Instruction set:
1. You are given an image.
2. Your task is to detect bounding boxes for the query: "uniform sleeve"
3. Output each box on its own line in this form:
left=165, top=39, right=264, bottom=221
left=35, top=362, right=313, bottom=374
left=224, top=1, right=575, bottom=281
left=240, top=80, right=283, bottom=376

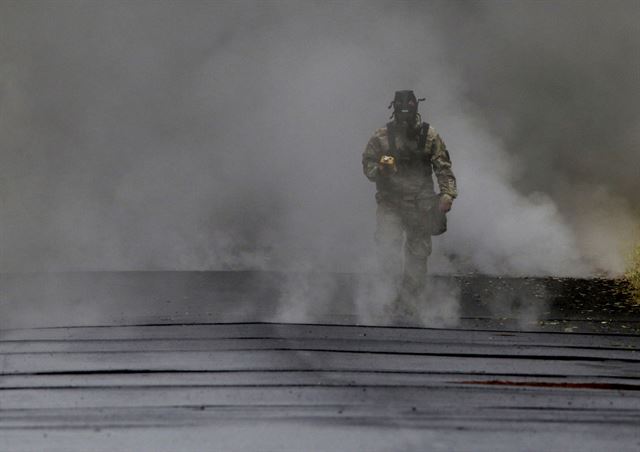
left=430, top=131, right=458, bottom=199
left=362, top=132, right=383, bottom=182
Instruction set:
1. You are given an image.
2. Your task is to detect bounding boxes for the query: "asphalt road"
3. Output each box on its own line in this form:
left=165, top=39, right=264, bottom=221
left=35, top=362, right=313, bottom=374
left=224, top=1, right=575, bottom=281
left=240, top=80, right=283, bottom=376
left=1, top=272, right=639, bottom=451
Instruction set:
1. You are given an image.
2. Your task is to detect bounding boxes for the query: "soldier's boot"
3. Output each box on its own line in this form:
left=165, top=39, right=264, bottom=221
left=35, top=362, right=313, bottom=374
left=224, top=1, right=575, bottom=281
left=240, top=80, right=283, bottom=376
left=384, top=293, right=421, bottom=326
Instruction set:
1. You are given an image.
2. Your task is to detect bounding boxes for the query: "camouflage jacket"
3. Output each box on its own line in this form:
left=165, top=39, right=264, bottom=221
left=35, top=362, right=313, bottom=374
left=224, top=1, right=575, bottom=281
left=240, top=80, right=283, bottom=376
left=362, top=121, right=457, bottom=201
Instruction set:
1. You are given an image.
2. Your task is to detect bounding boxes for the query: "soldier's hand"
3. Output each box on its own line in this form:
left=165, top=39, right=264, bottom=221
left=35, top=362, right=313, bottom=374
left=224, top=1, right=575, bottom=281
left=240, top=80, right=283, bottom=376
left=439, top=194, right=453, bottom=213
left=378, top=155, right=397, bottom=176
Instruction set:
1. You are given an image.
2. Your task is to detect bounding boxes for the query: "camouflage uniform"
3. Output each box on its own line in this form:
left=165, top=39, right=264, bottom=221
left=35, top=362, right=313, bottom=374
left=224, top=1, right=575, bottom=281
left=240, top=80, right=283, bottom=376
left=362, top=120, right=457, bottom=304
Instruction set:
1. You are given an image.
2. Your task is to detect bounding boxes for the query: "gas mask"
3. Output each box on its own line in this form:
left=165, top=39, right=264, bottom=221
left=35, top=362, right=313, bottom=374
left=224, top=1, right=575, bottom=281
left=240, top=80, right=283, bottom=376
left=390, top=90, right=422, bottom=126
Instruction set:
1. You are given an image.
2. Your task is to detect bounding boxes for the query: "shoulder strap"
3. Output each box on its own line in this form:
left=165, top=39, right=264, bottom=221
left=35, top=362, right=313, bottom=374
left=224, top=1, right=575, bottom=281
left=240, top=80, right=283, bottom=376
left=386, top=121, right=396, bottom=154
left=417, top=122, right=430, bottom=151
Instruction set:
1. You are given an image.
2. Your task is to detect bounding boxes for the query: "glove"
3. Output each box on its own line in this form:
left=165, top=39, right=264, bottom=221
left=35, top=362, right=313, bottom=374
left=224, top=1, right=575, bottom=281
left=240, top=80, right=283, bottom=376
left=438, top=194, right=453, bottom=213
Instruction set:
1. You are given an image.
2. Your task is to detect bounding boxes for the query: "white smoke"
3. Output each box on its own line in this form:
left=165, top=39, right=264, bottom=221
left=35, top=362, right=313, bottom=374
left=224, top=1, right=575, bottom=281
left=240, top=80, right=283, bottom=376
left=1, top=1, right=637, bottom=278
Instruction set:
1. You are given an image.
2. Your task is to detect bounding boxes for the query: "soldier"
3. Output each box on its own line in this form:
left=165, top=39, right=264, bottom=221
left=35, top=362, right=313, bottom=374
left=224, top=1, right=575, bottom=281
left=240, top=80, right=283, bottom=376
left=362, top=90, right=457, bottom=316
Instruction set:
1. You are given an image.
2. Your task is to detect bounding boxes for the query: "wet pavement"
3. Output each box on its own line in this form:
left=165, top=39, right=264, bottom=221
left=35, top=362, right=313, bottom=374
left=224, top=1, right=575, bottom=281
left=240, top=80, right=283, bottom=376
left=1, top=271, right=639, bottom=451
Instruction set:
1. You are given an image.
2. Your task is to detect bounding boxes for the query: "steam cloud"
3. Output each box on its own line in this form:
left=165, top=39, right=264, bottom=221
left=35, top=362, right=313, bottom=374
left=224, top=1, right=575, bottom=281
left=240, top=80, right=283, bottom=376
left=2, top=1, right=638, bottom=277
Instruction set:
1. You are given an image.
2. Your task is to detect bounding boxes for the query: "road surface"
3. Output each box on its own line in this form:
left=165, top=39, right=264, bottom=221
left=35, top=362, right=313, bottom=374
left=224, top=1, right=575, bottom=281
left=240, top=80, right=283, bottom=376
left=1, top=272, right=639, bottom=451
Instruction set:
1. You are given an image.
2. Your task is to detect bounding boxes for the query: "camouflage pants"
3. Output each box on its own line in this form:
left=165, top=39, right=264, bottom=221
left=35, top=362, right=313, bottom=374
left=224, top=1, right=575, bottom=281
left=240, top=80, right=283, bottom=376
left=375, top=196, right=433, bottom=300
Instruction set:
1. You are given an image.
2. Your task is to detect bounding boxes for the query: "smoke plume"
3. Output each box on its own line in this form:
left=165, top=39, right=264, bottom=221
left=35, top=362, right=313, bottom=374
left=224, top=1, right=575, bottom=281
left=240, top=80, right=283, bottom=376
left=1, top=1, right=638, bottom=277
